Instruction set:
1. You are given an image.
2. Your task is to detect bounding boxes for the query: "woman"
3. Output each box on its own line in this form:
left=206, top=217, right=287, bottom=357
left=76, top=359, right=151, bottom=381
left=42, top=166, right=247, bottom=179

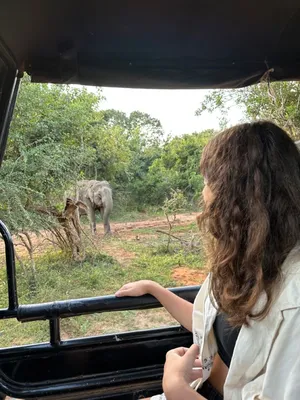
left=116, top=121, right=300, bottom=399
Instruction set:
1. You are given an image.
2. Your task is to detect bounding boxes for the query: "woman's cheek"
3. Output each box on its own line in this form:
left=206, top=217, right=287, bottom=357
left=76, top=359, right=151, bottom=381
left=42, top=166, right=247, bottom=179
left=203, top=185, right=214, bottom=205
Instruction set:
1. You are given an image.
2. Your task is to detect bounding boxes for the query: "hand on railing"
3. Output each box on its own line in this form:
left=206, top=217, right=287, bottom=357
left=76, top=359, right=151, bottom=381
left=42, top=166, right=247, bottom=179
left=115, top=280, right=157, bottom=297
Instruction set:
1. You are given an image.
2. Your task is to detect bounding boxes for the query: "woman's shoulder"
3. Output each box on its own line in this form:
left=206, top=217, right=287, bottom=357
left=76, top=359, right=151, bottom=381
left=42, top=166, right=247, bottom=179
left=275, top=245, right=300, bottom=311
left=282, top=243, right=300, bottom=274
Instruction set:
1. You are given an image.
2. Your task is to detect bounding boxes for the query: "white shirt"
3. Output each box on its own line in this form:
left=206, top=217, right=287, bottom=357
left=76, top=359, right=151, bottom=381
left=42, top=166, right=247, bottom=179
left=152, top=244, right=300, bottom=400
left=192, top=244, right=300, bottom=399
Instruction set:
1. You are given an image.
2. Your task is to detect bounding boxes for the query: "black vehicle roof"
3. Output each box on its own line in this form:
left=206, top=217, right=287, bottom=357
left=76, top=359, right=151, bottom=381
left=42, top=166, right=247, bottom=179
left=1, top=0, right=300, bottom=89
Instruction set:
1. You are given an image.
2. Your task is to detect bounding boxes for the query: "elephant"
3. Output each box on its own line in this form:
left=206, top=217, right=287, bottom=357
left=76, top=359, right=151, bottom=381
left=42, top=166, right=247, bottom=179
left=76, top=180, right=113, bottom=235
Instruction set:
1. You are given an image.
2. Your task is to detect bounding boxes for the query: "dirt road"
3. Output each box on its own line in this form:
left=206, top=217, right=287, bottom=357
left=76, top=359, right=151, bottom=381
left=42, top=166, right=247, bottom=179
left=0, top=212, right=199, bottom=259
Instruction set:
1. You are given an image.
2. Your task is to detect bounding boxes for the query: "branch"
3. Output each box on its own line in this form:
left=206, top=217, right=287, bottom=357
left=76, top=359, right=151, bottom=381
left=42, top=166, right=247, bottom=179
left=14, top=250, right=27, bottom=275
left=17, top=233, right=31, bottom=253
left=22, top=231, right=33, bottom=251
left=35, top=206, right=60, bottom=217
left=156, top=229, right=185, bottom=243
left=41, top=235, right=60, bottom=247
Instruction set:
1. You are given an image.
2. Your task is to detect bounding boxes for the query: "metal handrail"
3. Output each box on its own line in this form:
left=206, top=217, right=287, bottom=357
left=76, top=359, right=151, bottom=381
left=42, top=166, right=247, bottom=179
left=16, top=286, right=199, bottom=322
left=0, top=220, right=18, bottom=312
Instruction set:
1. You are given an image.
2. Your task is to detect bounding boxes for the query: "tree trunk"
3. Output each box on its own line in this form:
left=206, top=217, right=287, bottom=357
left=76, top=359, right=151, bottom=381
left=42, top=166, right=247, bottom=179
left=37, top=199, right=87, bottom=261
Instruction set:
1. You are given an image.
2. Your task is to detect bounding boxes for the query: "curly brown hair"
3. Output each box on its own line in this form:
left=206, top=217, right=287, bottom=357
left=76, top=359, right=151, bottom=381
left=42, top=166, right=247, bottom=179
left=198, top=121, right=300, bottom=326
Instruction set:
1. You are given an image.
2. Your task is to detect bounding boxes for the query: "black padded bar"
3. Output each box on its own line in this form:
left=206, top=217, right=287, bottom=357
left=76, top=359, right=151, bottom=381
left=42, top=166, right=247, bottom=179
left=49, top=317, right=61, bottom=346
left=17, top=286, right=200, bottom=322
left=0, top=74, right=20, bottom=166
left=0, top=220, right=18, bottom=311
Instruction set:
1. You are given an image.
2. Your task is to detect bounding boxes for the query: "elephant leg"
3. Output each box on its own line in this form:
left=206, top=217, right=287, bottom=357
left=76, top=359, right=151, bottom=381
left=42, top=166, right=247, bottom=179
left=88, top=206, right=96, bottom=234
left=103, top=207, right=111, bottom=235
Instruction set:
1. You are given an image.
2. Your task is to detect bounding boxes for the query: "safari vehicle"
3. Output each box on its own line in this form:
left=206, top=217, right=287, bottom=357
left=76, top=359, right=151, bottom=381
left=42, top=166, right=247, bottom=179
left=0, top=1, right=300, bottom=399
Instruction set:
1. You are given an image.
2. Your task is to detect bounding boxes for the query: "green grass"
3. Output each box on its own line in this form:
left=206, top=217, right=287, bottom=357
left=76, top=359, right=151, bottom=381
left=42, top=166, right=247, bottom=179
left=110, top=208, right=164, bottom=223
left=0, top=215, right=205, bottom=348
left=170, top=222, right=197, bottom=233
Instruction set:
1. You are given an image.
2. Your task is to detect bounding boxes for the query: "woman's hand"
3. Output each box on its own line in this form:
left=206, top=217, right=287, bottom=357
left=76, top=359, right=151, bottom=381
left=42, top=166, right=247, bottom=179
left=164, top=344, right=202, bottom=385
left=163, top=344, right=203, bottom=400
left=115, top=280, right=157, bottom=297
left=115, top=280, right=194, bottom=332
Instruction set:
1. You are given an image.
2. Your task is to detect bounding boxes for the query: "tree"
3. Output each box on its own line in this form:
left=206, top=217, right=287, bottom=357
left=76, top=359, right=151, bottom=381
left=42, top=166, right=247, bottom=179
left=133, top=131, right=213, bottom=206
left=127, top=111, right=164, bottom=148
left=93, top=110, right=166, bottom=210
left=196, top=81, right=300, bottom=139
left=1, top=76, right=170, bottom=239
left=98, top=109, right=128, bottom=130
left=6, top=75, right=103, bottom=159
left=86, top=109, right=165, bottom=186
left=1, top=76, right=104, bottom=251
left=1, top=71, right=213, bottom=253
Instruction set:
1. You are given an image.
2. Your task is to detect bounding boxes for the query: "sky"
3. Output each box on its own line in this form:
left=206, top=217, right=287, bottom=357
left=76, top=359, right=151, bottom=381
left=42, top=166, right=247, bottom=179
left=98, top=87, right=245, bottom=137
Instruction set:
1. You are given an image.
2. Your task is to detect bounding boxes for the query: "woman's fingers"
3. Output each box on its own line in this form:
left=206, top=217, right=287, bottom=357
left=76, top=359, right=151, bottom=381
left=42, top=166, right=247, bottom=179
left=115, top=284, right=133, bottom=296
left=190, top=368, right=203, bottom=381
left=184, top=344, right=200, bottom=363
left=166, top=347, right=188, bottom=358
left=167, top=344, right=200, bottom=361
left=166, top=344, right=201, bottom=370
left=193, top=359, right=202, bottom=368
